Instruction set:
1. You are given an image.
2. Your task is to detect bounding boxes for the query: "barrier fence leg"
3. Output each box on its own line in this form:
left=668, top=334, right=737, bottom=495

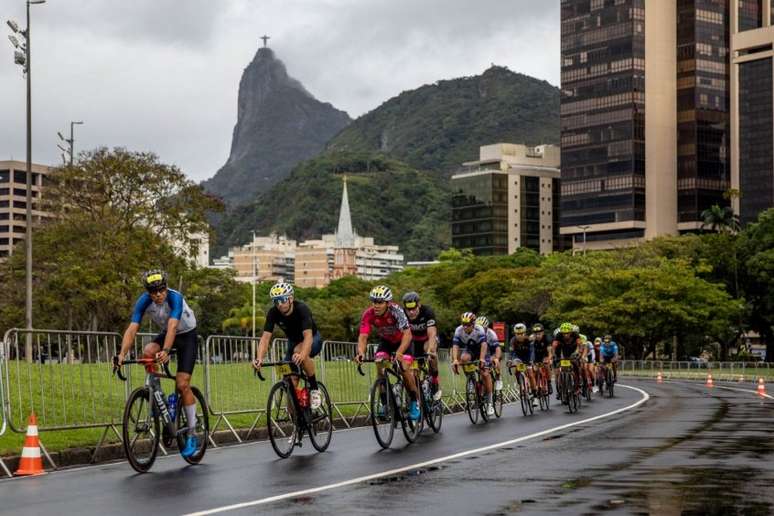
left=38, top=440, right=57, bottom=470
left=0, top=457, right=11, bottom=478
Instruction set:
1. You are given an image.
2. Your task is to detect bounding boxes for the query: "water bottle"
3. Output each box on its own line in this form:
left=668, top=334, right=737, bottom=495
left=167, top=393, right=178, bottom=421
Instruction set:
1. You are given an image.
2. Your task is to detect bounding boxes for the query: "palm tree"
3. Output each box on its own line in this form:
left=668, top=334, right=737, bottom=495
left=701, top=204, right=740, bottom=234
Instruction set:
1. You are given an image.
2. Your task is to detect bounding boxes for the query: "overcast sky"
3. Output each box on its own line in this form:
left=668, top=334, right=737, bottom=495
left=1, top=0, right=560, bottom=182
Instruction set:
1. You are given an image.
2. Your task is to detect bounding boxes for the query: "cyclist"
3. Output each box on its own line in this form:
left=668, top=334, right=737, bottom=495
left=117, top=270, right=199, bottom=458
left=476, top=316, right=503, bottom=393
left=355, top=285, right=420, bottom=421
left=402, top=291, right=441, bottom=400
left=509, top=323, right=538, bottom=407
left=580, top=334, right=597, bottom=394
left=532, top=323, right=553, bottom=394
left=451, top=312, right=494, bottom=417
left=549, top=322, right=586, bottom=402
left=600, top=334, right=620, bottom=382
left=252, top=282, right=323, bottom=410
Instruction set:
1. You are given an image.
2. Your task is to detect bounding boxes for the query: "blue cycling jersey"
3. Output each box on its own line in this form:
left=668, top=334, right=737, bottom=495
left=130, top=288, right=196, bottom=334
left=600, top=341, right=618, bottom=357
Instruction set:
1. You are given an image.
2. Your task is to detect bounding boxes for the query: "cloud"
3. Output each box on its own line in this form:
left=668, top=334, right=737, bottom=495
left=0, top=0, right=559, bottom=182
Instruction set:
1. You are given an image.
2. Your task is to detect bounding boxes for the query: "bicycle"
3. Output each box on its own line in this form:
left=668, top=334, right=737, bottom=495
left=602, top=361, right=616, bottom=398
left=458, top=360, right=490, bottom=425
left=534, top=362, right=551, bottom=411
left=556, top=358, right=581, bottom=414
left=358, top=354, right=423, bottom=449
left=415, top=356, right=443, bottom=433
left=507, top=360, right=534, bottom=417
left=112, top=351, right=209, bottom=473
left=490, top=362, right=504, bottom=418
left=255, top=361, right=333, bottom=458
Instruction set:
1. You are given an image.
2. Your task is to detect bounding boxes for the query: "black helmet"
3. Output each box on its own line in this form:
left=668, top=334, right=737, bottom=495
left=142, top=270, right=168, bottom=292
left=402, top=291, right=420, bottom=309
left=532, top=323, right=544, bottom=333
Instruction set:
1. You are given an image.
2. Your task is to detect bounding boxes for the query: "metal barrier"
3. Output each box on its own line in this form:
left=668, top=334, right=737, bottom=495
left=0, top=333, right=9, bottom=477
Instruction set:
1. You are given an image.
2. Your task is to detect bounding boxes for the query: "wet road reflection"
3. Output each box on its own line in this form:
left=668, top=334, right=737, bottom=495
left=260, top=381, right=773, bottom=516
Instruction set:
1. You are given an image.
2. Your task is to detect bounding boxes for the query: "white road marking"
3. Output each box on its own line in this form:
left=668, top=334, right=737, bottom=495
left=184, top=384, right=651, bottom=516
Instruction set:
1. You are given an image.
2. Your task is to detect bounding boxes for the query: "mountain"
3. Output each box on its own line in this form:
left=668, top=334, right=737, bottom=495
left=326, top=65, right=560, bottom=172
left=212, top=65, right=560, bottom=260
left=202, top=47, right=351, bottom=205
left=214, top=152, right=451, bottom=261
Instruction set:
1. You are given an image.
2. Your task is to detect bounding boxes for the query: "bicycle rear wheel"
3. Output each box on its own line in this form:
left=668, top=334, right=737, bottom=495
left=267, top=381, right=297, bottom=458
left=370, top=377, right=394, bottom=449
left=607, top=368, right=615, bottom=398
left=465, top=376, right=479, bottom=424
left=309, top=382, right=333, bottom=452
left=175, top=386, right=209, bottom=465
left=423, top=377, right=443, bottom=433
left=122, top=387, right=159, bottom=473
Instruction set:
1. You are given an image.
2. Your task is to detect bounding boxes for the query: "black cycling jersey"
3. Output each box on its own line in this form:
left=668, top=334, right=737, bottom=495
left=404, top=304, right=436, bottom=342
left=553, top=332, right=581, bottom=359
left=533, top=333, right=551, bottom=362
left=263, top=301, right=318, bottom=344
left=509, top=335, right=532, bottom=363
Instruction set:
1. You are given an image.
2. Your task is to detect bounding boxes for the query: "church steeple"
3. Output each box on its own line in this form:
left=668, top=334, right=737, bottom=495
left=335, top=176, right=356, bottom=247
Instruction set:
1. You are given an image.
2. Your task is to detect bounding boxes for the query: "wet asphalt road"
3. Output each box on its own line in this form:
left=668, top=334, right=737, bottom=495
left=0, top=380, right=771, bottom=515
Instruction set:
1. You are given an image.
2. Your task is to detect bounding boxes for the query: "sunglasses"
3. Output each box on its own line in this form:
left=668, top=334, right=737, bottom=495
left=272, top=296, right=291, bottom=305
left=147, top=287, right=166, bottom=296
left=371, top=299, right=387, bottom=305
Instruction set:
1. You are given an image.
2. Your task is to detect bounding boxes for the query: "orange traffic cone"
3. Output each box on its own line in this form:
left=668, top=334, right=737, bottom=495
left=706, top=373, right=714, bottom=388
left=656, top=371, right=663, bottom=384
left=757, top=378, right=766, bottom=397
left=15, top=412, right=46, bottom=476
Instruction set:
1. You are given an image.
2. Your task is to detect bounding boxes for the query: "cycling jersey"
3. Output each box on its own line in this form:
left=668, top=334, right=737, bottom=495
left=452, top=324, right=487, bottom=357
left=405, top=304, right=436, bottom=343
left=600, top=341, right=619, bottom=357
left=532, top=333, right=551, bottom=362
left=509, top=335, right=532, bottom=363
left=131, top=288, right=196, bottom=334
left=485, top=328, right=501, bottom=355
left=264, top=301, right=318, bottom=344
left=360, top=303, right=410, bottom=350
left=553, top=332, right=581, bottom=359
left=586, top=341, right=595, bottom=363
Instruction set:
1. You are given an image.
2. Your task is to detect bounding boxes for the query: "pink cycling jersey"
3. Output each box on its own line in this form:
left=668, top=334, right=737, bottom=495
left=359, top=303, right=410, bottom=345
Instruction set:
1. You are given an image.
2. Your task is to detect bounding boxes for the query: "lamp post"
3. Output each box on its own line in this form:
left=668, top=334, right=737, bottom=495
left=57, top=121, right=84, bottom=166
left=7, top=0, right=46, bottom=361
left=578, top=225, right=591, bottom=255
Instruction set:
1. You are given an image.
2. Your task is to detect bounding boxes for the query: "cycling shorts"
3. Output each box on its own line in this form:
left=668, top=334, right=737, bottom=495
left=412, top=339, right=432, bottom=358
left=376, top=338, right=414, bottom=357
left=284, top=332, right=323, bottom=362
left=460, top=349, right=492, bottom=368
left=153, top=328, right=197, bottom=375
left=601, top=354, right=616, bottom=364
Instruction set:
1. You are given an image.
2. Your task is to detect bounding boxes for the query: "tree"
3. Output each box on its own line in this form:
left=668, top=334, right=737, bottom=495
left=738, top=208, right=774, bottom=361
left=701, top=204, right=740, bottom=234
left=0, top=148, right=224, bottom=335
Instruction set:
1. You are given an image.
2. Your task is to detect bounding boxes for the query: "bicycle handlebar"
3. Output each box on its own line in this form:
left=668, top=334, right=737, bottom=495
left=252, top=360, right=298, bottom=382
left=112, top=351, right=176, bottom=381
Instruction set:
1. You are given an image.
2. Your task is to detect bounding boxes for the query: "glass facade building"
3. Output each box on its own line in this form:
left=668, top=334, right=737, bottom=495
left=676, top=0, right=730, bottom=225
left=560, top=0, right=646, bottom=240
left=738, top=58, right=773, bottom=224
left=731, top=0, right=774, bottom=225
left=451, top=173, right=509, bottom=255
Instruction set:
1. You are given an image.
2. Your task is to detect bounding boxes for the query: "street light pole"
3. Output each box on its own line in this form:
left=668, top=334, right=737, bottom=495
left=578, top=225, right=591, bottom=255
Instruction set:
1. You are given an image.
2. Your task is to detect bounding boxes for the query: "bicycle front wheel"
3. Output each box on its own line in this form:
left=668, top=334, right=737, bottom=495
left=518, top=375, right=530, bottom=416
left=465, top=376, right=479, bottom=424
left=370, top=377, right=394, bottom=449
left=267, top=381, right=297, bottom=458
left=309, top=382, right=333, bottom=452
left=122, top=387, right=159, bottom=473
left=493, top=375, right=504, bottom=418
left=176, top=386, right=209, bottom=465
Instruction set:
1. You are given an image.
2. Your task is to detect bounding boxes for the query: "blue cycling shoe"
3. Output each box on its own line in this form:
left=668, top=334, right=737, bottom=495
left=408, top=400, right=420, bottom=421
left=181, top=435, right=199, bottom=458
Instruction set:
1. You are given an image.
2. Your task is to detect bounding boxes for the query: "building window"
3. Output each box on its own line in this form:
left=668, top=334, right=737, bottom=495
left=739, top=0, right=762, bottom=31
